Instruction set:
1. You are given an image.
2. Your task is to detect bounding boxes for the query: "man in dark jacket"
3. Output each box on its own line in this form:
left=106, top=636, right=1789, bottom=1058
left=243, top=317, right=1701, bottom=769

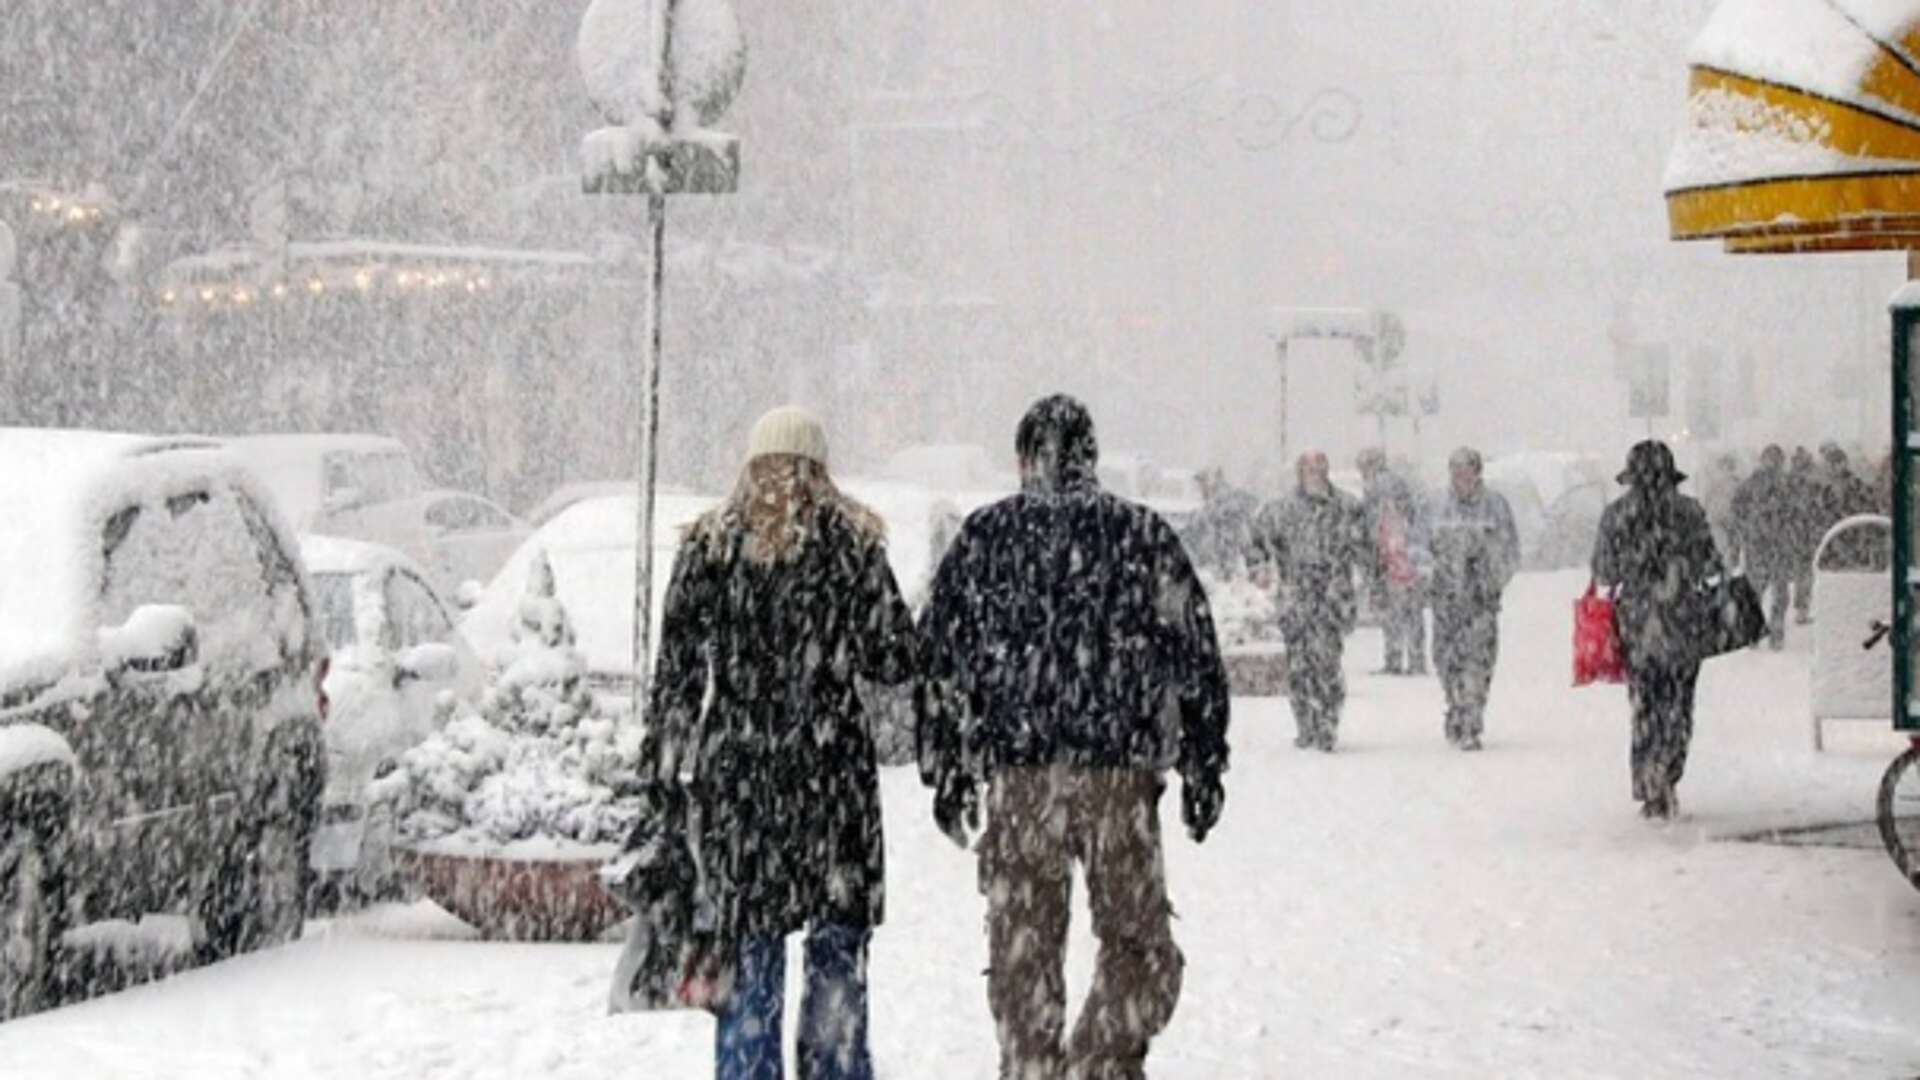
left=1591, top=440, right=1722, bottom=820
left=1729, top=444, right=1798, bottom=648
left=1357, top=447, right=1430, bottom=675
left=1427, top=447, right=1520, bottom=750
left=1253, top=450, right=1371, bottom=751
left=917, top=394, right=1230, bottom=1080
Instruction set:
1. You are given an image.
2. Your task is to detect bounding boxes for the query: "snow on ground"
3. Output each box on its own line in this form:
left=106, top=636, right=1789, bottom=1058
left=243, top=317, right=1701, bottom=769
left=3, top=570, right=1919, bottom=1077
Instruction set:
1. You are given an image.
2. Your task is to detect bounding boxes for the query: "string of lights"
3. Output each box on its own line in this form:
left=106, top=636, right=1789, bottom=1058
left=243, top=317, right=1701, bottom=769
left=155, top=266, right=497, bottom=309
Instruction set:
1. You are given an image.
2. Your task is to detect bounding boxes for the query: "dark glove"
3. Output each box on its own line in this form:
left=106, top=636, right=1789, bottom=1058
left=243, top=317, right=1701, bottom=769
left=932, top=771, right=981, bottom=851
left=1181, top=773, right=1224, bottom=844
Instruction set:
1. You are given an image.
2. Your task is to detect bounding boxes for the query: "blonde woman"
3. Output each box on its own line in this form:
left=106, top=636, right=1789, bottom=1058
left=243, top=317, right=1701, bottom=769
left=642, top=405, right=917, bottom=1079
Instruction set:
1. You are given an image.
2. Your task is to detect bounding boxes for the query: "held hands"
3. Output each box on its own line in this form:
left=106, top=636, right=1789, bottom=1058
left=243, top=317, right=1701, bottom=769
left=933, top=770, right=981, bottom=851
left=1181, top=772, right=1224, bottom=844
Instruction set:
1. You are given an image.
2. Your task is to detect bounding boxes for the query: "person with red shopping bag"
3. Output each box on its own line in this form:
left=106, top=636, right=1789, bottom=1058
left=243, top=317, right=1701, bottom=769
left=1590, top=440, right=1724, bottom=821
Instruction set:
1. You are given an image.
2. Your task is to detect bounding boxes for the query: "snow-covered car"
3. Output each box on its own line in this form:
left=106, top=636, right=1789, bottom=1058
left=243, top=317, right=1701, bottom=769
left=223, top=432, right=426, bottom=530
left=0, top=430, right=327, bottom=1020
left=326, top=489, right=531, bottom=594
left=300, top=537, right=483, bottom=894
left=460, top=492, right=720, bottom=683
left=223, top=434, right=527, bottom=593
left=523, top=480, right=698, bottom=530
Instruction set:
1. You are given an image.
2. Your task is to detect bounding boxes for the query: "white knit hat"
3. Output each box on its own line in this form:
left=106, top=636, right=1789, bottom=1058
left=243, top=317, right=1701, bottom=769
left=745, top=405, right=829, bottom=467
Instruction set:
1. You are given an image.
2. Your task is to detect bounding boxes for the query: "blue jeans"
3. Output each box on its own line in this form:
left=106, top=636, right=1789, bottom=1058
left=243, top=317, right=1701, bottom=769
left=714, top=923, right=873, bottom=1080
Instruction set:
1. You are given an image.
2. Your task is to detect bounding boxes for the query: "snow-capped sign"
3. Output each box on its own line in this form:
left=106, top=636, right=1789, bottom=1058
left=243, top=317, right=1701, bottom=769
left=578, top=0, right=746, bottom=128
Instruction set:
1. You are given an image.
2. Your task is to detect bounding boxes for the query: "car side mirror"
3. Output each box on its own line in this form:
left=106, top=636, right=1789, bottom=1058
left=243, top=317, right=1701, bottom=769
left=100, top=604, right=199, bottom=674
left=454, top=580, right=485, bottom=611
left=396, top=642, right=458, bottom=684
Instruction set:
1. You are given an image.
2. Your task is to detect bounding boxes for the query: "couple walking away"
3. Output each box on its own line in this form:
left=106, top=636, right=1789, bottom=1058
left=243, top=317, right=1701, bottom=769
left=633, top=396, right=1232, bottom=1080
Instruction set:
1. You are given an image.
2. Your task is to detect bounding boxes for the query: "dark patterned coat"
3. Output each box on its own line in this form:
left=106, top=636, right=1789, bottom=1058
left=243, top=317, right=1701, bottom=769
left=1591, top=486, right=1721, bottom=668
left=916, top=424, right=1230, bottom=789
left=642, top=496, right=917, bottom=936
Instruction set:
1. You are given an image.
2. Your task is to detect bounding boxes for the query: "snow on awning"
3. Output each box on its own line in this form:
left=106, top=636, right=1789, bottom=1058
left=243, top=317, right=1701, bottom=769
left=1665, top=0, right=1920, bottom=253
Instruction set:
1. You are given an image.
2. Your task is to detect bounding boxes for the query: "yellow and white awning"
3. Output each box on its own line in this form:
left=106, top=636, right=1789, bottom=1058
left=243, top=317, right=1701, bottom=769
left=1666, top=0, right=1920, bottom=253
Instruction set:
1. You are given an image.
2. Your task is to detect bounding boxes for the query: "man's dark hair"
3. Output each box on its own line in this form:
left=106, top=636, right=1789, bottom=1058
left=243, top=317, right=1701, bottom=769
left=1015, top=394, right=1099, bottom=475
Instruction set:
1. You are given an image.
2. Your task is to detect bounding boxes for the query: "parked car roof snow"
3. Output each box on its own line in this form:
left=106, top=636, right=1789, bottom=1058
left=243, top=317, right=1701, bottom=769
left=0, top=429, right=295, bottom=682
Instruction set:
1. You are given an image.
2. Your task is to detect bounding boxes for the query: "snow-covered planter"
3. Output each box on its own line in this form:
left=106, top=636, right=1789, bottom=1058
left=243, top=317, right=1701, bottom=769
left=370, top=555, right=644, bottom=939
left=1202, top=572, right=1289, bottom=697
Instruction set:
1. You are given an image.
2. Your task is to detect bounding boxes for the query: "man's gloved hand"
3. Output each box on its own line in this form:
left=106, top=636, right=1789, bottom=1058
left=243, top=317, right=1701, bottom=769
left=1181, top=773, right=1224, bottom=844
left=933, top=770, right=981, bottom=851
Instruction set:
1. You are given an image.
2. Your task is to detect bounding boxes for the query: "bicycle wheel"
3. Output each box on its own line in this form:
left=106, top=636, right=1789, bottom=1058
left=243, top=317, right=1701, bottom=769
left=1875, top=747, right=1920, bottom=889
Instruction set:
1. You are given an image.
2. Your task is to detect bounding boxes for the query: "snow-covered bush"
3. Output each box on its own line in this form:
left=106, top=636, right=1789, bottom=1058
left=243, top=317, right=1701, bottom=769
left=369, top=552, right=645, bottom=852
left=1201, top=570, right=1279, bottom=649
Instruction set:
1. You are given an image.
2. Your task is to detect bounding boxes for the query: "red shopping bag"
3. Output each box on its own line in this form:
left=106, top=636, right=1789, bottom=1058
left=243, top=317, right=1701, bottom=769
left=1377, top=510, right=1417, bottom=588
left=1573, top=581, right=1626, bottom=686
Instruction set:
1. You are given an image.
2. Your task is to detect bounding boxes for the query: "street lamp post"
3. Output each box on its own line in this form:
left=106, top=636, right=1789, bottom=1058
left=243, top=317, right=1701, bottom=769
left=0, top=221, right=17, bottom=370
left=577, top=0, right=743, bottom=723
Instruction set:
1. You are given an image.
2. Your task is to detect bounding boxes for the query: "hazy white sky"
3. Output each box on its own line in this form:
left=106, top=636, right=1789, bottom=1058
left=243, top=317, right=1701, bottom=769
left=880, top=1, right=1899, bottom=484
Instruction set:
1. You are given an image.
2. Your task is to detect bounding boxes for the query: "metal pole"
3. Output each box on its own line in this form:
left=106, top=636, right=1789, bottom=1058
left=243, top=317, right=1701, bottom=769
left=632, top=190, right=666, bottom=719
left=1277, top=340, right=1289, bottom=464
left=633, top=0, right=676, bottom=728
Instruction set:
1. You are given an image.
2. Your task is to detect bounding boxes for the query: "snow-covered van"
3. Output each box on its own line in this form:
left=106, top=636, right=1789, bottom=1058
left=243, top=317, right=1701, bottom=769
left=0, top=430, right=327, bottom=1020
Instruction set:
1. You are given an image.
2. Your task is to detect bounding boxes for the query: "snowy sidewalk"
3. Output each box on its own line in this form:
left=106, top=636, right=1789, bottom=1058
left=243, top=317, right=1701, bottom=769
left=1, top=571, right=1917, bottom=1077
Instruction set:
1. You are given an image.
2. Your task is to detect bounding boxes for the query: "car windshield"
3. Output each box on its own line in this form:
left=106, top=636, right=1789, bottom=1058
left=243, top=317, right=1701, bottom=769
left=309, top=571, right=358, bottom=648
left=341, top=451, right=421, bottom=506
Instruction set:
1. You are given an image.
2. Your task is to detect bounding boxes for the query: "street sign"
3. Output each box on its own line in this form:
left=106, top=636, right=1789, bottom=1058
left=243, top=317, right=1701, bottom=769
left=582, top=128, right=740, bottom=195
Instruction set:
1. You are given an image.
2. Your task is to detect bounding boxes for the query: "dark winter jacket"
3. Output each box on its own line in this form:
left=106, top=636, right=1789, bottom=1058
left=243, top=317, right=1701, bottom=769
left=1591, top=484, right=1722, bottom=668
left=1817, top=466, right=1880, bottom=567
left=1728, top=465, right=1799, bottom=575
left=916, top=407, right=1230, bottom=788
left=1428, top=482, right=1520, bottom=613
left=642, top=492, right=918, bottom=935
left=1252, top=485, right=1371, bottom=634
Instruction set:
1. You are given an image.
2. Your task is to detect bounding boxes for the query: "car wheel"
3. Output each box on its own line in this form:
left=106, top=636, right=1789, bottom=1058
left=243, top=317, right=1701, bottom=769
left=0, top=795, right=66, bottom=1022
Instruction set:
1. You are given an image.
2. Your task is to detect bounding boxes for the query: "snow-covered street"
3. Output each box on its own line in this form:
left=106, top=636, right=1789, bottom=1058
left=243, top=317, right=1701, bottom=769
left=1, top=570, right=1916, bottom=1078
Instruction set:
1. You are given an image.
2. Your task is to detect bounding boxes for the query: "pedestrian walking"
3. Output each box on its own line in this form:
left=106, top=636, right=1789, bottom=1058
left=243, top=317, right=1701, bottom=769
left=1426, top=447, right=1520, bottom=750
left=1183, top=466, right=1262, bottom=577
left=639, top=405, right=920, bottom=1079
left=1254, top=450, right=1371, bottom=751
left=917, top=394, right=1230, bottom=1080
left=1591, top=440, right=1723, bottom=820
left=1816, top=442, right=1880, bottom=569
left=1729, top=444, right=1798, bottom=649
left=1357, top=447, right=1430, bottom=676
left=1787, top=445, right=1820, bottom=625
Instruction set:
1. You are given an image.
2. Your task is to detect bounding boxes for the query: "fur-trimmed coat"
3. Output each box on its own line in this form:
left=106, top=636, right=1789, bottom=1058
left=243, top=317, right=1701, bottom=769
left=642, top=489, right=917, bottom=935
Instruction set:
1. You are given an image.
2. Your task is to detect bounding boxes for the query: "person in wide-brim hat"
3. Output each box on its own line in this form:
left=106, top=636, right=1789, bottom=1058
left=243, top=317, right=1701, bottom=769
left=1617, top=439, right=1687, bottom=487
left=1592, top=437, right=1722, bottom=822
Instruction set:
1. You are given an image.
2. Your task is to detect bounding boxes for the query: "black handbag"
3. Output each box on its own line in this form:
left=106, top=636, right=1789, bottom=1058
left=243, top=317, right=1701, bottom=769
left=1689, top=572, right=1769, bottom=660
